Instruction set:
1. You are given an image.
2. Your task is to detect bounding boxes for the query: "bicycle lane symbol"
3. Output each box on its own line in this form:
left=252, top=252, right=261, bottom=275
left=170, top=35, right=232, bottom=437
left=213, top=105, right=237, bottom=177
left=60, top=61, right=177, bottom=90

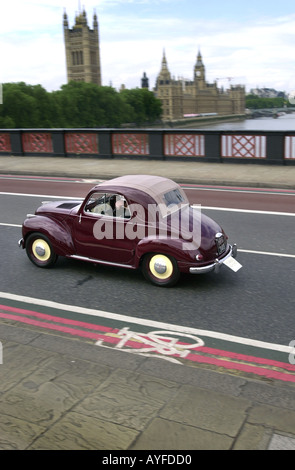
left=95, top=327, right=205, bottom=364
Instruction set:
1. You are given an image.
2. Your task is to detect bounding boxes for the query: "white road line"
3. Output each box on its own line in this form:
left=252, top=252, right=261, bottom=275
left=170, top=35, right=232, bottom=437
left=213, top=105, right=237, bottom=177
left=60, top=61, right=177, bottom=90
left=0, top=291, right=292, bottom=354
left=182, top=186, right=295, bottom=196
left=239, top=249, right=295, bottom=259
left=1, top=192, right=294, bottom=216
left=1, top=223, right=295, bottom=258
left=0, top=192, right=82, bottom=200
left=0, top=223, right=22, bottom=228
left=202, top=206, right=295, bottom=217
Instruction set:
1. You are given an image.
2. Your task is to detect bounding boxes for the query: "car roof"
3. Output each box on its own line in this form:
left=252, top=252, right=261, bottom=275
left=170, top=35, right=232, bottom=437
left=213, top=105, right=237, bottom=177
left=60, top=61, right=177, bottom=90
left=95, top=175, right=189, bottom=216
left=96, top=174, right=174, bottom=193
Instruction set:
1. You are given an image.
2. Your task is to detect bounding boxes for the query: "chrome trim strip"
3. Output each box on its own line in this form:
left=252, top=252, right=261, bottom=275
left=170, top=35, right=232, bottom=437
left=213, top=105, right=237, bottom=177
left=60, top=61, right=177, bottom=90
left=189, top=244, right=237, bottom=274
left=68, top=254, right=136, bottom=270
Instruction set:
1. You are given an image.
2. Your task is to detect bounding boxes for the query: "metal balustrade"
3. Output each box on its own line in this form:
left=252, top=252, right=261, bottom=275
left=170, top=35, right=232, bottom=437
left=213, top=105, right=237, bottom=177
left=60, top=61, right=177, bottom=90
left=0, top=128, right=294, bottom=164
left=164, top=134, right=205, bottom=157
left=112, top=133, right=149, bottom=155
left=22, top=132, right=53, bottom=154
left=221, top=134, right=266, bottom=159
left=285, top=136, right=295, bottom=159
left=0, top=132, right=11, bottom=153
left=65, top=132, right=99, bottom=154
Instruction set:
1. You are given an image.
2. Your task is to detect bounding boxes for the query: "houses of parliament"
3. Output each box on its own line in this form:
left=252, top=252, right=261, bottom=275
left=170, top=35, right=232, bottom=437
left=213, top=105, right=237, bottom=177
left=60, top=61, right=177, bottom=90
left=63, top=8, right=245, bottom=121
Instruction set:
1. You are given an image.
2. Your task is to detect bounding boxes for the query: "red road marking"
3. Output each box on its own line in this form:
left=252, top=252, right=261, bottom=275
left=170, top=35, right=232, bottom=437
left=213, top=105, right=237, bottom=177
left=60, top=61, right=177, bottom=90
left=0, top=304, right=115, bottom=333
left=1, top=304, right=294, bottom=383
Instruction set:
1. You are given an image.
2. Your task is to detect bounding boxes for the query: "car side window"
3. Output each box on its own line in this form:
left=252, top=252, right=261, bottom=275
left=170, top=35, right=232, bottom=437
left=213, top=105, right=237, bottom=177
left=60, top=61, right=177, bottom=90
left=84, top=192, right=131, bottom=219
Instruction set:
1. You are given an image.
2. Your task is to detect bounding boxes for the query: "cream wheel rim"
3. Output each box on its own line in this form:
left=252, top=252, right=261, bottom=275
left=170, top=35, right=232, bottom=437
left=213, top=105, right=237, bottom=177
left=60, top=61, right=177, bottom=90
left=32, top=239, right=51, bottom=262
left=149, top=255, right=173, bottom=280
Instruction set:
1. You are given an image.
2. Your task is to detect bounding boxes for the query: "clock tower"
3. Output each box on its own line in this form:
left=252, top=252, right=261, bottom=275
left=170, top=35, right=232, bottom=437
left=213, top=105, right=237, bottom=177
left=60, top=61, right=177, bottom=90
left=194, top=50, right=205, bottom=85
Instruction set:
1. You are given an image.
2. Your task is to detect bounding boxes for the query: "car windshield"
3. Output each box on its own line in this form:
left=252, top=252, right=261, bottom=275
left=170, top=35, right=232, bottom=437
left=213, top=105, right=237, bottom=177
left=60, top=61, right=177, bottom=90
left=163, top=188, right=186, bottom=207
left=158, top=187, right=189, bottom=218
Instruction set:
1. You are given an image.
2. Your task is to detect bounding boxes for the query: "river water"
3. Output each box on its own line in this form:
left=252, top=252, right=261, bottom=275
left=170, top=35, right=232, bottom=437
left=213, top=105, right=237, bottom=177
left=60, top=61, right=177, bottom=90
left=199, top=113, right=295, bottom=131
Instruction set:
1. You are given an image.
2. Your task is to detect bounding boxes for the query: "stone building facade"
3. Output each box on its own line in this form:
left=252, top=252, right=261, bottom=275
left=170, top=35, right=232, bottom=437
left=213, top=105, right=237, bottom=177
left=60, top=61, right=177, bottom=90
left=153, top=51, right=245, bottom=121
left=63, top=9, right=102, bottom=86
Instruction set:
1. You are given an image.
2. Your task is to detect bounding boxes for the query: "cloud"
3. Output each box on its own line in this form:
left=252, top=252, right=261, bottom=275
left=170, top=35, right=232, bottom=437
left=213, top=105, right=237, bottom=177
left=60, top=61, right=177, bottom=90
left=1, top=1, right=295, bottom=93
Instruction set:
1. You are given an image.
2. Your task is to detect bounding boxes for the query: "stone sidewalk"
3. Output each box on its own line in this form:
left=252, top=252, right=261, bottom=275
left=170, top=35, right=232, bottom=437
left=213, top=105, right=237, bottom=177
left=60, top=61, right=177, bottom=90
left=1, top=322, right=295, bottom=451
left=0, top=155, right=295, bottom=188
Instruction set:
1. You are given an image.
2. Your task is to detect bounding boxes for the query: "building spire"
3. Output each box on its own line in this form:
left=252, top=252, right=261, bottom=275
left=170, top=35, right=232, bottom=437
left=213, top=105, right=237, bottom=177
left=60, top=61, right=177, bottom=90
left=196, top=49, right=203, bottom=66
left=161, top=49, right=169, bottom=72
left=63, top=8, right=68, bottom=29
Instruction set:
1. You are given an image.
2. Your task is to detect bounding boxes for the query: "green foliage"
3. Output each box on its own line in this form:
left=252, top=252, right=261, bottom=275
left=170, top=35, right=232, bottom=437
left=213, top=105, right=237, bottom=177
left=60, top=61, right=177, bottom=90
left=245, top=94, right=287, bottom=109
left=120, top=88, right=162, bottom=125
left=0, top=82, right=58, bottom=128
left=0, top=81, right=162, bottom=128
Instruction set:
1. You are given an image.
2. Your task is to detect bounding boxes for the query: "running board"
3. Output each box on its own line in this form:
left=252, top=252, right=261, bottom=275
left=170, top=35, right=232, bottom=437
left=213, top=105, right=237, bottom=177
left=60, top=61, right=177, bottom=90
left=68, top=254, right=136, bottom=269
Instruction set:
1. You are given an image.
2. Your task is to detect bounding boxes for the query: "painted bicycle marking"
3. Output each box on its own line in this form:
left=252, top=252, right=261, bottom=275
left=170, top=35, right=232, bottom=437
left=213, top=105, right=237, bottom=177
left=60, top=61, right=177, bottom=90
left=1, top=295, right=295, bottom=382
left=95, top=327, right=205, bottom=364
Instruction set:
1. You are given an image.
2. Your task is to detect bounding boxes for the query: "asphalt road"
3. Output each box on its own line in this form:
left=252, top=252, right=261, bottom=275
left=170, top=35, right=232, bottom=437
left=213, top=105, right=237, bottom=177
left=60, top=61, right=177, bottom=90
left=1, top=178, right=295, bottom=347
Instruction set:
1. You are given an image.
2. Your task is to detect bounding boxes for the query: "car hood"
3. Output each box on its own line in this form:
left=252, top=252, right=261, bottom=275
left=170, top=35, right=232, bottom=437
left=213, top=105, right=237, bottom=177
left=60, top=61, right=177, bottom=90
left=35, top=200, right=82, bottom=216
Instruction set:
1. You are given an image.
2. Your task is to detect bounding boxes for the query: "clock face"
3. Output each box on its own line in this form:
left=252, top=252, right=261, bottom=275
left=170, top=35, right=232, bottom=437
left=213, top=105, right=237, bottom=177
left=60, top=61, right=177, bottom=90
left=196, top=71, right=201, bottom=77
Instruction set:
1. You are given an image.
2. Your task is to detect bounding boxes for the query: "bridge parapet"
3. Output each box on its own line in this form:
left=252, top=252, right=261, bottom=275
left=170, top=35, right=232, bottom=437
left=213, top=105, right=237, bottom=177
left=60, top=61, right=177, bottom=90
left=0, top=128, right=294, bottom=165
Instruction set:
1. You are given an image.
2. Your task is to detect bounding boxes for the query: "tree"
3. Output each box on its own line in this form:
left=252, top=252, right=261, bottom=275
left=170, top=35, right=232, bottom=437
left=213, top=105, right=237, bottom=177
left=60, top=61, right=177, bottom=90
left=120, top=88, right=162, bottom=125
left=0, top=81, right=162, bottom=128
left=0, top=82, right=58, bottom=128
left=52, top=82, right=134, bottom=127
left=246, top=94, right=286, bottom=109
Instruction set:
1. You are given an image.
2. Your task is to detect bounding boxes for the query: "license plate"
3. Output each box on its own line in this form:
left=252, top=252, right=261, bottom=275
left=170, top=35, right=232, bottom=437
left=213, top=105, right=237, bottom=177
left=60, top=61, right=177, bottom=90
left=217, top=241, right=226, bottom=255
left=223, top=256, right=242, bottom=272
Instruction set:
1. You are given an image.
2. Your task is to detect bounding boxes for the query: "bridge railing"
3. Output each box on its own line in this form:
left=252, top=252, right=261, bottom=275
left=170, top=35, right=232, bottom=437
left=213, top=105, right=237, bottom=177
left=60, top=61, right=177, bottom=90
left=0, top=128, right=294, bottom=164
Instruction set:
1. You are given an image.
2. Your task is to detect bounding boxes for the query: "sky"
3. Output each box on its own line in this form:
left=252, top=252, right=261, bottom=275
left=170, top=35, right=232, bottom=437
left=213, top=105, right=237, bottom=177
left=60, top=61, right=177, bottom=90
left=1, top=0, right=295, bottom=94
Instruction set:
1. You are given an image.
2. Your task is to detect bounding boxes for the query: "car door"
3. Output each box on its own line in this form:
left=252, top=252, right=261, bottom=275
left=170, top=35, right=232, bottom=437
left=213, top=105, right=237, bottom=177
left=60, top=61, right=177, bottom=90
left=73, top=191, right=135, bottom=265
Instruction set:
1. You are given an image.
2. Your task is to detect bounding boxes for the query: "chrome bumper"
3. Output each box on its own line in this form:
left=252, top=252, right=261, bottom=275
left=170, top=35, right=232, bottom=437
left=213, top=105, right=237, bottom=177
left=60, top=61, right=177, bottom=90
left=18, top=238, right=24, bottom=248
left=189, top=244, right=237, bottom=274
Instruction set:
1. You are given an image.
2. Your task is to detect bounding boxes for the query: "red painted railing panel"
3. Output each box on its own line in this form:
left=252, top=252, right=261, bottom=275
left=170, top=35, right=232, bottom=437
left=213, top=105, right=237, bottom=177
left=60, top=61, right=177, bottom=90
left=112, top=133, right=149, bottom=155
left=285, top=136, right=295, bottom=159
left=65, top=133, right=99, bottom=154
left=164, top=134, right=205, bottom=157
left=0, top=133, right=11, bottom=152
left=222, top=134, right=266, bottom=159
left=22, top=132, right=53, bottom=153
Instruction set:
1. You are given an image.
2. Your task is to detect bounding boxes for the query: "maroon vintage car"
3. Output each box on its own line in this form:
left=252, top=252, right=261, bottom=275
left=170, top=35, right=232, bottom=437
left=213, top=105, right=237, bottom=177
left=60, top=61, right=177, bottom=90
left=18, top=175, right=241, bottom=286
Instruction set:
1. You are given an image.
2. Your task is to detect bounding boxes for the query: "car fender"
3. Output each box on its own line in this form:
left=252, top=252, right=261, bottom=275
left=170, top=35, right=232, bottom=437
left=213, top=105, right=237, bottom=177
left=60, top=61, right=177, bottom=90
left=135, top=236, right=196, bottom=267
left=22, top=215, right=75, bottom=256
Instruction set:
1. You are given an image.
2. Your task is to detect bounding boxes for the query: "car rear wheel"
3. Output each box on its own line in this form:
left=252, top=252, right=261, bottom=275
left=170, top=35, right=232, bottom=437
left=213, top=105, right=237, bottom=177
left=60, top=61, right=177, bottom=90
left=142, top=253, right=180, bottom=287
left=26, top=233, right=58, bottom=268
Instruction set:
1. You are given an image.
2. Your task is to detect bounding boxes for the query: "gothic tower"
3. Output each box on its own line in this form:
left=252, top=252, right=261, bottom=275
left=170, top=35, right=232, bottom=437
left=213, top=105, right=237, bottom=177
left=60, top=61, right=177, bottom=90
left=194, top=50, right=206, bottom=87
left=154, top=51, right=183, bottom=120
left=63, top=8, right=102, bottom=86
left=141, top=72, right=149, bottom=89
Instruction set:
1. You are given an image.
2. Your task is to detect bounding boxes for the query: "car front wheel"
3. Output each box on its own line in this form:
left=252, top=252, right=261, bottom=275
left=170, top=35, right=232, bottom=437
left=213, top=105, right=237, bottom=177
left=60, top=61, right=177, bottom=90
left=142, top=253, right=180, bottom=287
left=26, top=233, right=58, bottom=268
